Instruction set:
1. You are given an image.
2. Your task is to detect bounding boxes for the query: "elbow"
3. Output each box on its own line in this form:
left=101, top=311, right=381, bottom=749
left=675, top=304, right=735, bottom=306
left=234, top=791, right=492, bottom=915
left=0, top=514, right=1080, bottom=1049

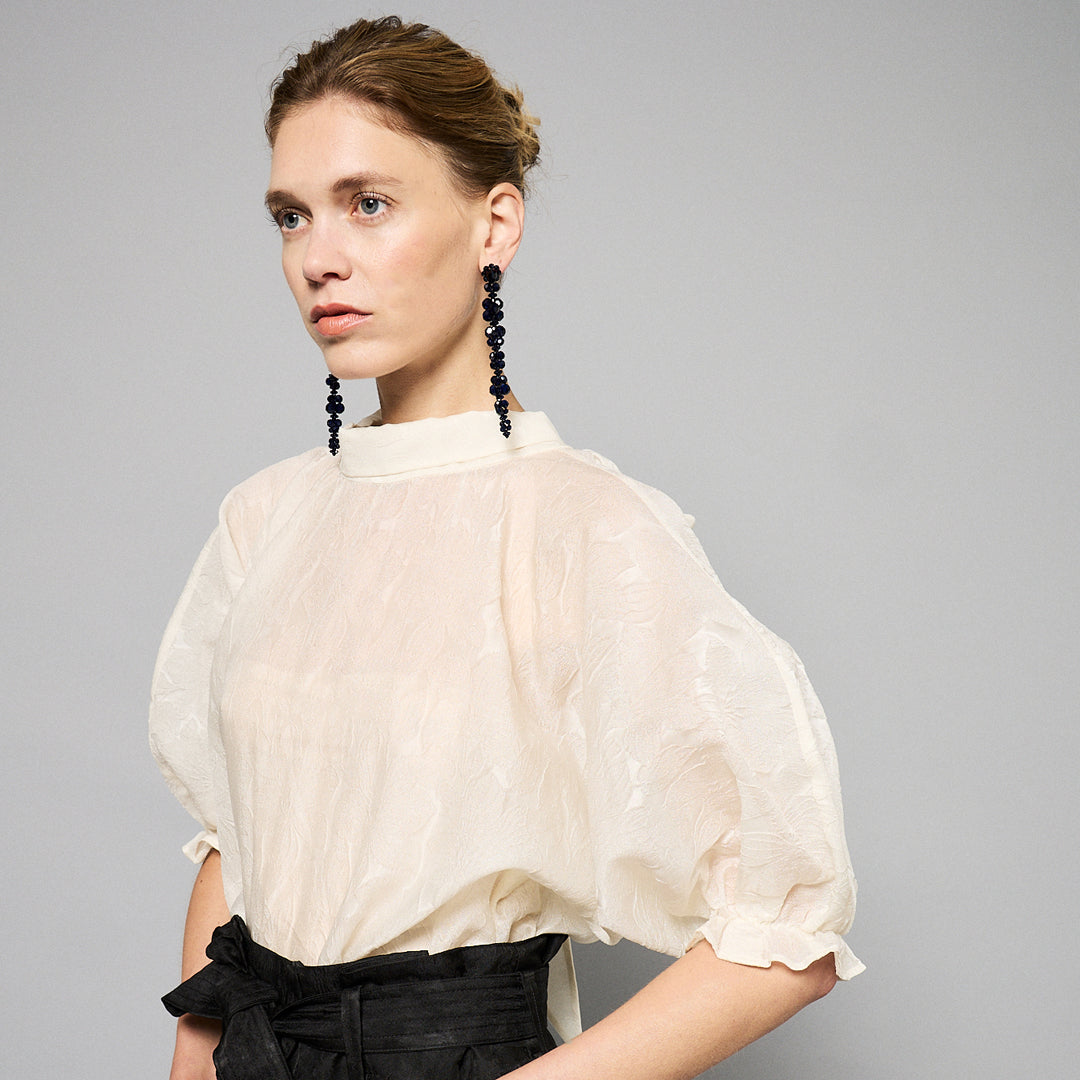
left=800, top=953, right=839, bottom=1002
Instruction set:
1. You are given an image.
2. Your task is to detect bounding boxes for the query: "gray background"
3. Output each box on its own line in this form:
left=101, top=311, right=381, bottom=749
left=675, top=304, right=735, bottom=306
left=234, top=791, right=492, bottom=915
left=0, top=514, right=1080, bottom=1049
left=2, top=1, right=1076, bottom=1077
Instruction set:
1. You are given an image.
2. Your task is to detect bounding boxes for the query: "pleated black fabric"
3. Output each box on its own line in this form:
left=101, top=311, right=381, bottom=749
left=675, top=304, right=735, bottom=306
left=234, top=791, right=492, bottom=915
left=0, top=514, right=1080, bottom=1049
left=162, top=916, right=565, bottom=1079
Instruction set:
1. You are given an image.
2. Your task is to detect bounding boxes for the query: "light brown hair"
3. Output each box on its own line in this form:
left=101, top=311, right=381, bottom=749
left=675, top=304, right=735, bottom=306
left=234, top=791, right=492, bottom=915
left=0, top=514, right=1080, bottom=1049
left=266, top=15, right=541, bottom=200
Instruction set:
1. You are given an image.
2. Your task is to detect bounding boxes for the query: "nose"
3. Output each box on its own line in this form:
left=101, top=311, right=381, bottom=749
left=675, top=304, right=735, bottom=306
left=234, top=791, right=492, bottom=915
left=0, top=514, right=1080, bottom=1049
left=301, top=220, right=351, bottom=284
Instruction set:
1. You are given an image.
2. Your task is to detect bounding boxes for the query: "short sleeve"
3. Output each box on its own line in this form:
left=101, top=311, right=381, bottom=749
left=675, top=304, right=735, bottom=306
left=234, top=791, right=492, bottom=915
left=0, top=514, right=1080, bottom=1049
left=148, top=513, right=242, bottom=863
left=577, top=475, right=864, bottom=979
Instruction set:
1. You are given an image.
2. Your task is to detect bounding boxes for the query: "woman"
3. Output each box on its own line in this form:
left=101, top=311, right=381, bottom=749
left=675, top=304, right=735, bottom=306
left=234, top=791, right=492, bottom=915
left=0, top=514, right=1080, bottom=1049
left=150, top=16, right=863, bottom=1080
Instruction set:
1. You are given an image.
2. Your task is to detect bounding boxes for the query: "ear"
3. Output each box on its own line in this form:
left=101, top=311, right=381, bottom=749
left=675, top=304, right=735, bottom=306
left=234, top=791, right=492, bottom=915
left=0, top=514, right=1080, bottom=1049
left=478, top=182, right=525, bottom=273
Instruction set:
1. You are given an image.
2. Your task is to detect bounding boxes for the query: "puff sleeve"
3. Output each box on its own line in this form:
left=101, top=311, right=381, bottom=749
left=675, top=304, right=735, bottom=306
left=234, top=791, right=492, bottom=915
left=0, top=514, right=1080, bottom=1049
left=148, top=505, right=244, bottom=864
left=575, top=468, right=863, bottom=979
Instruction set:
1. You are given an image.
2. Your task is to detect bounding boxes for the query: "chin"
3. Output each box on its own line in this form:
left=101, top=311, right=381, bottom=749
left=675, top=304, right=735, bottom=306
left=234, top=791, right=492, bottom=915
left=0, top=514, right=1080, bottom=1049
left=326, top=361, right=409, bottom=384
left=316, top=343, right=397, bottom=382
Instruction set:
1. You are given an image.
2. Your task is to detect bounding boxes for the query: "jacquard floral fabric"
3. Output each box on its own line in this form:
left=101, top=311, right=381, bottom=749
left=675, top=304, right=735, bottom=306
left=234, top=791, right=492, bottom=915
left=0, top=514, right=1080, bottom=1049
left=149, top=407, right=863, bottom=1040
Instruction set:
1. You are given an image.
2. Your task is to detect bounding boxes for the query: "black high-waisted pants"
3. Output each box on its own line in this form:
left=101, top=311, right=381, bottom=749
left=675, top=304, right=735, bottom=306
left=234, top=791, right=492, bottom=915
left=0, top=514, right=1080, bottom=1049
left=162, top=915, right=565, bottom=1080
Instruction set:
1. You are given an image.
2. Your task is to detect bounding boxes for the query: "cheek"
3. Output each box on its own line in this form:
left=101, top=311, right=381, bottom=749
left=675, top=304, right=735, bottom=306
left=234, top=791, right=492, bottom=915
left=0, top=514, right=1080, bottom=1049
left=396, top=209, right=473, bottom=280
left=281, top=246, right=306, bottom=297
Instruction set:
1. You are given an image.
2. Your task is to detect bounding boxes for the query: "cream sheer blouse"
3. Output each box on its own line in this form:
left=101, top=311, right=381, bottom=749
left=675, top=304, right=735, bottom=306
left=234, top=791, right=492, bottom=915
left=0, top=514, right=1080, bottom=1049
left=149, top=407, right=863, bottom=1040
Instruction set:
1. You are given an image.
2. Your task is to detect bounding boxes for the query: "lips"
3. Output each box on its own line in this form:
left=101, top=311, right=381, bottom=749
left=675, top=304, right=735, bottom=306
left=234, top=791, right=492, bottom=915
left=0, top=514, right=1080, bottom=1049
left=310, top=304, right=371, bottom=337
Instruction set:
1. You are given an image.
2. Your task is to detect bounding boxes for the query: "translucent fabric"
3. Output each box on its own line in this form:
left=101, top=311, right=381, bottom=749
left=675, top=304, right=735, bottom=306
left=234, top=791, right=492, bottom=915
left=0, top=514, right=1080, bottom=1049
left=149, top=407, right=863, bottom=1041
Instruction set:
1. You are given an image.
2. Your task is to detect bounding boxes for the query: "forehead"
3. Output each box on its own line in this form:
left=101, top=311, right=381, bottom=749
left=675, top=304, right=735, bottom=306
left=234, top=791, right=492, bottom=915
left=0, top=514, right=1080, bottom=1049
left=268, top=96, right=453, bottom=192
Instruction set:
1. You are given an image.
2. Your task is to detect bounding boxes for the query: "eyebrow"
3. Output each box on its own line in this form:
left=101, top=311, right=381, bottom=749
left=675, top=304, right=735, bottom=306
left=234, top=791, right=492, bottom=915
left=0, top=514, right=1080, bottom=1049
left=264, top=173, right=404, bottom=214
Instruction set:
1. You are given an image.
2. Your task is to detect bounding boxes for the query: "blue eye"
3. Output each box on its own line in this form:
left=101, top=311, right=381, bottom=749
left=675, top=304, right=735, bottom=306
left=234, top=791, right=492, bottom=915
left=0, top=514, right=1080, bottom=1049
left=279, top=211, right=303, bottom=231
left=358, top=197, right=386, bottom=216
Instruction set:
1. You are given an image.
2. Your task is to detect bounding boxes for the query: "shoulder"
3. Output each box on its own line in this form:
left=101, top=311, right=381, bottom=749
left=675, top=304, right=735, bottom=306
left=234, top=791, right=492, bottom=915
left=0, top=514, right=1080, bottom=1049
left=217, top=446, right=332, bottom=558
left=222, top=445, right=329, bottom=507
left=541, top=449, right=818, bottom=707
left=528, top=445, right=715, bottom=583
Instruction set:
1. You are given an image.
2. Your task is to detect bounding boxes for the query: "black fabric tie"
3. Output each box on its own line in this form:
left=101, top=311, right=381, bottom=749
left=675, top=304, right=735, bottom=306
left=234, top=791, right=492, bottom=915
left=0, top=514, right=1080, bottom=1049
left=162, top=916, right=563, bottom=1080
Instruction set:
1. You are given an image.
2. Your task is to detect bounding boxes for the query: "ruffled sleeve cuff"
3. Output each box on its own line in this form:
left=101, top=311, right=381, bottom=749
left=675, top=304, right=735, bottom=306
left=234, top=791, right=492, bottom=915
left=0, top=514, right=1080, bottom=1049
left=181, top=829, right=220, bottom=865
left=688, top=915, right=866, bottom=981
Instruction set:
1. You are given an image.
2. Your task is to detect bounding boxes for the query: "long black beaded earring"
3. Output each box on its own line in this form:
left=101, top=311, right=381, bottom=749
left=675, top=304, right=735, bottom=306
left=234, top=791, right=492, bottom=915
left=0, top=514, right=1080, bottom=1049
left=482, top=263, right=511, bottom=438
left=325, top=374, right=344, bottom=454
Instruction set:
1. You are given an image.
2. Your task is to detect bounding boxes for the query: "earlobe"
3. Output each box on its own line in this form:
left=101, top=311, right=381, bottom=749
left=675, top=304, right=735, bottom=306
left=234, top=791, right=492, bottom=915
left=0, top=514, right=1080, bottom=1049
left=480, top=183, right=525, bottom=273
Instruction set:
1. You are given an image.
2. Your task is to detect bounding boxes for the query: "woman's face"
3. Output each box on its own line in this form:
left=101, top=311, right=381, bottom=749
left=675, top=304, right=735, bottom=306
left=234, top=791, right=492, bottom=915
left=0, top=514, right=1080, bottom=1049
left=266, top=96, right=490, bottom=383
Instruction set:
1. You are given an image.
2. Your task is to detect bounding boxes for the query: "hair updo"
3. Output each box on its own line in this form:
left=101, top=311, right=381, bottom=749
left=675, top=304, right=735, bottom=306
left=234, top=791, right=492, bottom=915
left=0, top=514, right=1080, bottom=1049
left=265, top=15, right=541, bottom=200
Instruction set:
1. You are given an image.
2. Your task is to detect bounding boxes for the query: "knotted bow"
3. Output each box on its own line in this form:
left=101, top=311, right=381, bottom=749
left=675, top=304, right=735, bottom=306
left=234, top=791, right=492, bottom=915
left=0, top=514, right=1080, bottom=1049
left=162, top=915, right=293, bottom=1079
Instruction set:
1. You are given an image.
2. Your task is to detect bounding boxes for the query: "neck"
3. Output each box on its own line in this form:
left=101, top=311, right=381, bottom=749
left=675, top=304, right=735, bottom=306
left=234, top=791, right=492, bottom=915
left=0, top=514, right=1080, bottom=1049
left=372, top=363, right=524, bottom=426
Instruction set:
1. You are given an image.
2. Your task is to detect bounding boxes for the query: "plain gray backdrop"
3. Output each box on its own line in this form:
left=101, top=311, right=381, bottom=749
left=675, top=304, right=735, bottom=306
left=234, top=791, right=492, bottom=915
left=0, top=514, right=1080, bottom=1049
left=2, top=1, right=1076, bottom=1077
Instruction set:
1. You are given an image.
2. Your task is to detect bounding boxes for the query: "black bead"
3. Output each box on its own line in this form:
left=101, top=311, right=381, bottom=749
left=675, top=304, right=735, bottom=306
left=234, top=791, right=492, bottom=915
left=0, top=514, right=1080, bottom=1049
left=325, top=374, right=345, bottom=452
left=480, top=264, right=510, bottom=438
